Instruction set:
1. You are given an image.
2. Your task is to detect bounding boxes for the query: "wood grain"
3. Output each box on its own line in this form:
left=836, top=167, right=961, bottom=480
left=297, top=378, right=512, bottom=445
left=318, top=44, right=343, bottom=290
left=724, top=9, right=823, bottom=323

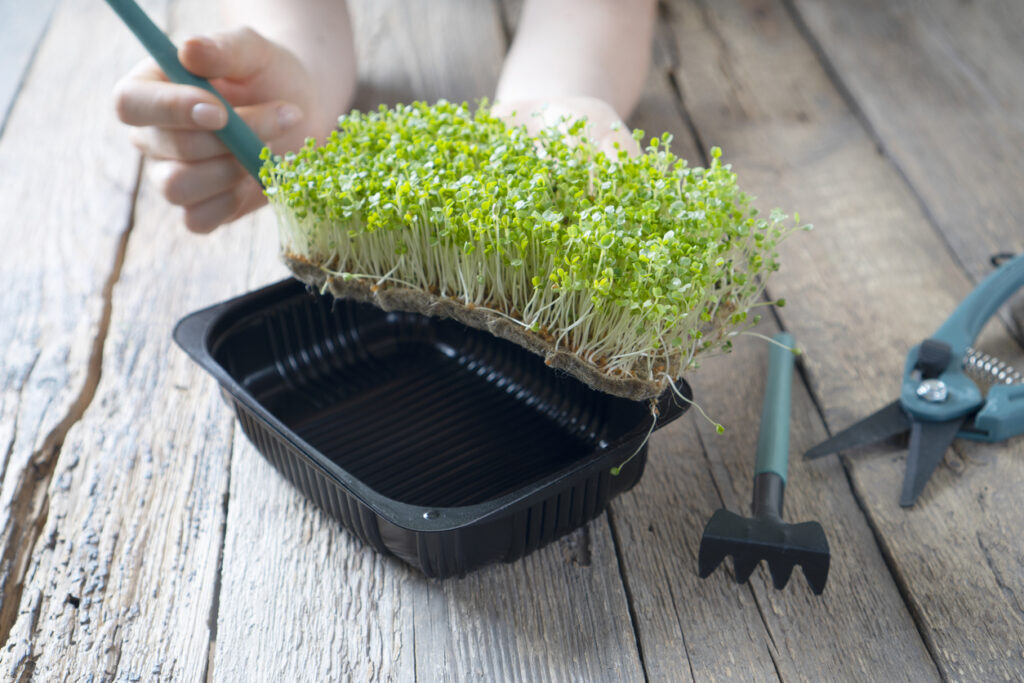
left=663, top=0, right=1024, bottom=678
left=608, top=29, right=935, bottom=679
left=349, top=0, right=507, bottom=110
left=0, top=0, right=58, bottom=136
left=789, top=0, right=1024, bottom=334
left=0, top=0, right=288, bottom=678
left=0, top=177, right=286, bottom=679
left=3, top=0, right=1021, bottom=678
left=0, top=0, right=160, bottom=661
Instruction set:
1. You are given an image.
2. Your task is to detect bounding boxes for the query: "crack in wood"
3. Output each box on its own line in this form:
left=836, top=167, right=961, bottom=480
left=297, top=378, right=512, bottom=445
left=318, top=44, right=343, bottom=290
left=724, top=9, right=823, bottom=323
left=694, top=408, right=786, bottom=683
left=693, top=0, right=752, bottom=123
left=663, top=70, right=708, bottom=166
left=202, top=435, right=233, bottom=683
left=492, top=0, right=513, bottom=46
left=755, top=147, right=951, bottom=682
left=660, top=564, right=696, bottom=683
left=0, top=352, right=41, bottom=497
left=605, top=509, right=651, bottom=683
left=653, top=1, right=679, bottom=70
left=0, top=0, right=59, bottom=141
left=976, top=532, right=1024, bottom=622
left=0, top=158, right=143, bottom=655
left=0, top=351, right=41, bottom=485
left=778, top=0, right=1024, bottom=351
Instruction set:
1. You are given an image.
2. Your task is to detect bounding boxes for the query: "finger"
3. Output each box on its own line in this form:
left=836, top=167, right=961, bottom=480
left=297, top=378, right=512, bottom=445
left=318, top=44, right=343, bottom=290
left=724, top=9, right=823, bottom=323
left=130, top=126, right=221, bottom=161
left=183, top=177, right=266, bottom=233
left=130, top=100, right=303, bottom=161
left=116, top=79, right=227, bottom=130
left=150, top=157, right=247, bottom=207
left=179, top=28, right=273, bottom=81
left=228, top=179, right=269, bottom=222
left=123, top=57, right=169, bottom=84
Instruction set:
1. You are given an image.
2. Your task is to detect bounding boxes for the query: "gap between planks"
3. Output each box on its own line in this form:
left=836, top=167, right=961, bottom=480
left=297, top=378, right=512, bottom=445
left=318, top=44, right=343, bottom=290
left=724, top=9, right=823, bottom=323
left=776, top=0, right=980, bottom=334
left=0, top=0, right=59, bottom=140
left=667, top=0, right=944, bottom=671
left=767, top=298, right=949, bottom=675
left=661, top=0, right=1023, bottom=677
left=776, top=0, right=1024, bottom=669
left=0, top=158, right=143, bottom=653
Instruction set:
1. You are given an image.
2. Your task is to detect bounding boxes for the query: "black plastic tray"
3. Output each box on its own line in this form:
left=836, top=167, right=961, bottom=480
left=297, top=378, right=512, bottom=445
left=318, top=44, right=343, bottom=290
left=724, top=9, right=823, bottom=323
left=173, top=278, right=690, bottom=577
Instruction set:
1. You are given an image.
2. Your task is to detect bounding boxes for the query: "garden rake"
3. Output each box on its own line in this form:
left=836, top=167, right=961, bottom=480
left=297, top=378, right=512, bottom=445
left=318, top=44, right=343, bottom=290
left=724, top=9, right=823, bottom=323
left=698, top=333, right=830, bottom=594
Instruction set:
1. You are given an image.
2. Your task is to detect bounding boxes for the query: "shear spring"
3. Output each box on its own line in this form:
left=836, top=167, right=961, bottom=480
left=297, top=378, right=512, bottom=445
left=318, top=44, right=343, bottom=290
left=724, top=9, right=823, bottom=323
left=964, top=347, right=1023, bottom=386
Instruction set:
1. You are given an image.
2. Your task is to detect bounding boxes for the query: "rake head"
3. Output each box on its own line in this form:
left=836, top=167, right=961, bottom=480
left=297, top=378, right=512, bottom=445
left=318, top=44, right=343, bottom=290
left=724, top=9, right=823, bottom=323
left=698, top=508, right=831, bottom=594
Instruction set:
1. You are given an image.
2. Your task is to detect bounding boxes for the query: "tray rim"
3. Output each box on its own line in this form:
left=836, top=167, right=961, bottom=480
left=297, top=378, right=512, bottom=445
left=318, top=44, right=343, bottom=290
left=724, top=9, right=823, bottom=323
left=173, top=278, right=691, bottom=534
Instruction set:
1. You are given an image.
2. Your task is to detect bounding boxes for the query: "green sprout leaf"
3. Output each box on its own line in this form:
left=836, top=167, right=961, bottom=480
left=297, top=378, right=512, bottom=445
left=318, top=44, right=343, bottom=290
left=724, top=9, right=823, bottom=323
left=260, top=100, right=799, bottom=392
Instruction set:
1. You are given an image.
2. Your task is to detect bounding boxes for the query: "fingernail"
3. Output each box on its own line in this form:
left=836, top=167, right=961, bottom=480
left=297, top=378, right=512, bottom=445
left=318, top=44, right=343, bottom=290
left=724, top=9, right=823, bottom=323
left=192, top=102, right=226, bottom=129
left=277, top=104, right=303, bottom=129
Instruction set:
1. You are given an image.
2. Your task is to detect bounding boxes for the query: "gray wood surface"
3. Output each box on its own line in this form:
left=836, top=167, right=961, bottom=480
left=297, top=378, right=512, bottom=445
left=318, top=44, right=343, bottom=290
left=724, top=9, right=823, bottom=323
left=790, top=0, right=1024, bottom=335
left=0, top=0, right=59, bottom=136
left=662, top=0, right=1024, bottom=678
left=1, top=0, right=1022, bottom=679
left=0, top=0, right=161, bottom=671
left=609, top=34, right=935, bottom=679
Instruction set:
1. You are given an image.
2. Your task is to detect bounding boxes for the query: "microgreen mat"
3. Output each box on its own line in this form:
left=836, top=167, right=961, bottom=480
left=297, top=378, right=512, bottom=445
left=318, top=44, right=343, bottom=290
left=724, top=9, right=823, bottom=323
left=260, top=100, right=803, bottom=399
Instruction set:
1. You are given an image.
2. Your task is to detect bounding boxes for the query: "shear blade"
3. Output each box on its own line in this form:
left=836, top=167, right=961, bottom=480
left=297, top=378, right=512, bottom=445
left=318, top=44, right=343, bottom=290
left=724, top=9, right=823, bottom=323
left=900, top=417, right=966, bottom=507
left=805, top=401, right=910, bottom=459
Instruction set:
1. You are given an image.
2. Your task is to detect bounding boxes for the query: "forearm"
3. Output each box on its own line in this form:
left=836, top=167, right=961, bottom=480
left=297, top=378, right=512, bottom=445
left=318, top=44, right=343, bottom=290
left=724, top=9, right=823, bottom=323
left=495, top=0, right=657, bottom=119
left=222, top=0, right=356, bottom=134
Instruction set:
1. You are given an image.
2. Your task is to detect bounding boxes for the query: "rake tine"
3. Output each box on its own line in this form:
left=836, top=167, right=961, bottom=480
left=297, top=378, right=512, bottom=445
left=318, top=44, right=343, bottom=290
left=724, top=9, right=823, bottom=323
left=801, top=557, right=831, bottom=595
left=732, top=555, right=761, bottom=584
left=697, top=542, right=728, bottom=579
left=767, top=559, right=796, bottom=590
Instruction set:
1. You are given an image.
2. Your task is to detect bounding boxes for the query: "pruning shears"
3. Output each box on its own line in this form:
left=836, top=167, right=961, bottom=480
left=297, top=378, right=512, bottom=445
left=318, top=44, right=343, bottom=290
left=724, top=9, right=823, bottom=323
left=805, top=253, right=1024, bottom=507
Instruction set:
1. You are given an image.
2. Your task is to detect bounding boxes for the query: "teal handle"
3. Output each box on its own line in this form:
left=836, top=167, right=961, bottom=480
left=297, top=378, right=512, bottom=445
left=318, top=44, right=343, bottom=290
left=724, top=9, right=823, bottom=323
left=754, top=332, right=797, bottom=482
left=971, top=383, right=1024, bottom=442
left=105, top=0, right=265, bottom=181
left=900, top=252, right=1024, bottom=425
left=932, top=253, right=1024, bottom=360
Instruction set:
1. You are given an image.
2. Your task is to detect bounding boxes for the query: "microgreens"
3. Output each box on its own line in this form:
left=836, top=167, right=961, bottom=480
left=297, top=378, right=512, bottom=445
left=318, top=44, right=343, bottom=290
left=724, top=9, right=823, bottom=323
left=260, top=101, right=803, bottom=398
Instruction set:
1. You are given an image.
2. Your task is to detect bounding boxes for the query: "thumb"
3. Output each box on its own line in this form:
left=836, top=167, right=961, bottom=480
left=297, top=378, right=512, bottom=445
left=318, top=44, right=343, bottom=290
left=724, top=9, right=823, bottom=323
left=179, top=27, right=273, bottom=81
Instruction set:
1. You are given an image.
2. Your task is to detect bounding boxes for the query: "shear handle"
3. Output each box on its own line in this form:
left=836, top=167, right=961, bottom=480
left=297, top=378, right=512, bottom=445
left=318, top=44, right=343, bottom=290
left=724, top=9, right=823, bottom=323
left=971, top=383, right=1024, bottom=442
left=932, top=253, right=1024, bottom=360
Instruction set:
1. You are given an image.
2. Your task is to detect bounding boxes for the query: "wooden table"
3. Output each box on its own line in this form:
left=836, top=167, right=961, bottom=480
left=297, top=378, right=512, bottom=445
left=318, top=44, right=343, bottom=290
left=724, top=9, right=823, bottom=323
left=3, top=0, right=1023, bottom=679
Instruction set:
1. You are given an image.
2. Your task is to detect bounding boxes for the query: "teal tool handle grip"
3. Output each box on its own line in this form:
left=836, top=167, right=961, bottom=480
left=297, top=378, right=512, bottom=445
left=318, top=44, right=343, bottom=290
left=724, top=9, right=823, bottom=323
left=971, top=383, right=1024, bottom=442
left=105, top=0, right=265, bottom=181
left=754, top=332, right=796, bottom=482
left=932, top=253, right=1024, bottom=359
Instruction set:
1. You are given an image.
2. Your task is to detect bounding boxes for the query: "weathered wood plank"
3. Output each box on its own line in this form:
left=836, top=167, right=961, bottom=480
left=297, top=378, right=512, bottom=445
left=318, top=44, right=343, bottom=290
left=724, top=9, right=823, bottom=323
left=0, top=0, right=59, bottom=137
left=351, top=0, right=508, bottom=110
left=663, top=0, right=1024, bottom=678
left=692, top=319, right=939, bottom=678
left=0, top=0, right=160, bottom=660
left=0, top=0, right=288, bottom=677
left=609, top=25, right=935, bottom=679
left=0, top=182, right=273, bottom=679
left=789, top=0, right=1024, bottom=334
left=211, top=1, right=645, bottom=681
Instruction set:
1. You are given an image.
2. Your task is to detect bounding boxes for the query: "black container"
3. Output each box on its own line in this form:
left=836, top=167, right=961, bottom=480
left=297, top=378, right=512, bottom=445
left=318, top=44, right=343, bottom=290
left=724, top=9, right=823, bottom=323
left=173, top=279, right=690, bottom=577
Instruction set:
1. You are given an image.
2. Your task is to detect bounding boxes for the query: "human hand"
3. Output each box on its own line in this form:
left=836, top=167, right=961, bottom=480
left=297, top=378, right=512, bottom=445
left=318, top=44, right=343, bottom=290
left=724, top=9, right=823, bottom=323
left=491, top=95, right=640, bottom=159
left=114, top=28, right=334, bottom=232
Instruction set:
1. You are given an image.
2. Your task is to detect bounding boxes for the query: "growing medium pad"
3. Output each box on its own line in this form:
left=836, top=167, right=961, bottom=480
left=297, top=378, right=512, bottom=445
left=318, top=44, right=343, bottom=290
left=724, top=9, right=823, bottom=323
left=261, top=101, right=795, bottom=400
